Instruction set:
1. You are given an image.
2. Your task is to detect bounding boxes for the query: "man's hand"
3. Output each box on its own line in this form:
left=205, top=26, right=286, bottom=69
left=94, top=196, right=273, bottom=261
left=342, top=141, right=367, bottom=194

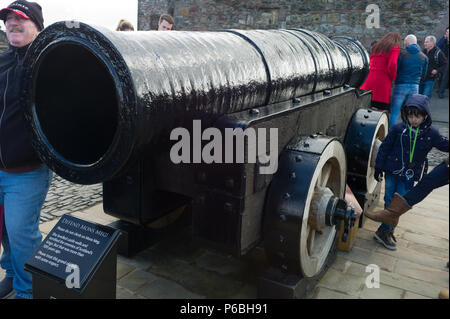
left=431, top=69, right=438, bottom=76
left=374, top=168, right=384, bottom=182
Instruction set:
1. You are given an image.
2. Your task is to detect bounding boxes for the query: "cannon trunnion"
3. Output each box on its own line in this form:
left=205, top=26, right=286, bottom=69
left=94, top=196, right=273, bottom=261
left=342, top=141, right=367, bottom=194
left=21, top=22, right=387, bottom=298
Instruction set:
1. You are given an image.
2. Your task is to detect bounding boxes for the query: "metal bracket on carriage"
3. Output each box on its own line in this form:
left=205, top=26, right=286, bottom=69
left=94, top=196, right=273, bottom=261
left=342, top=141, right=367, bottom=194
left=308, top=186, right=358, bottom=242
left=326, top=196, right=357, bottom=243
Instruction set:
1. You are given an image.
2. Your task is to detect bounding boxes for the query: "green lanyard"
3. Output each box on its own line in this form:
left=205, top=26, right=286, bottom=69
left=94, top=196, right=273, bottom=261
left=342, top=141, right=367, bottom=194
left=409, top=125, right=419, bottom=163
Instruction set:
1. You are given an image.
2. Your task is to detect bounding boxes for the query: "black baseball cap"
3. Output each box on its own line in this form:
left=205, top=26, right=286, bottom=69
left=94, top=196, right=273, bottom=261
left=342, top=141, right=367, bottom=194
left=0, top=0, right=44, bottom=31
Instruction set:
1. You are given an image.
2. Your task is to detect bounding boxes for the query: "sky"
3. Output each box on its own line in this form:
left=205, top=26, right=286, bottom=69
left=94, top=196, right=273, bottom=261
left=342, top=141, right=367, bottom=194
left=0, top=0, right=138, bottom=31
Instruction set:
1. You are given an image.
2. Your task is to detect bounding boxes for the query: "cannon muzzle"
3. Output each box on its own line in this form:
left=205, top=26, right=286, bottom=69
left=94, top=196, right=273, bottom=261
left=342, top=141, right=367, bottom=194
left=21, top=22, right=369, bottom=184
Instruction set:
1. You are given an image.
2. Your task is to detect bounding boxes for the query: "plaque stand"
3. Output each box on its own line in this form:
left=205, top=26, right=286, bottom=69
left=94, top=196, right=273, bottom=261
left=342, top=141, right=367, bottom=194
left=25, top=215, right=121, bottom=299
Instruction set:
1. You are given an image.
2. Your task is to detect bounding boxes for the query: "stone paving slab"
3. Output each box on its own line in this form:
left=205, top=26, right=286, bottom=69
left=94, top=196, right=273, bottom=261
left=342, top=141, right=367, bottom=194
left=359, top=282, right=405, bottom=299
left=403, top=291, right=431, bottom=299
left=394, top=259, right=449, bottom=286
left=316, top=268, right=367, bottom=297
left=402, top=231, right=449, bottom=250
left=117, top=269, right=159, bottom=292
left=136, top=276, right=205, bottom=299
left=330, top=252, right=447, bottom=299
left=312, top=286, right=355, bottom=299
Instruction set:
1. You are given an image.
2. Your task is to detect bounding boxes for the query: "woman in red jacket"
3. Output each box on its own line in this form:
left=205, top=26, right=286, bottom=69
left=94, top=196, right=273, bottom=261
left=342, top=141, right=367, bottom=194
left=361, top=32, right=401, bottom=111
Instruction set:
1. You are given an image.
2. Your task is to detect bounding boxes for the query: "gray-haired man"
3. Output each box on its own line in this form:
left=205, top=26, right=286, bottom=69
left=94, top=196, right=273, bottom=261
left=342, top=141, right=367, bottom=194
left=420, top=35, right=448, bottom=99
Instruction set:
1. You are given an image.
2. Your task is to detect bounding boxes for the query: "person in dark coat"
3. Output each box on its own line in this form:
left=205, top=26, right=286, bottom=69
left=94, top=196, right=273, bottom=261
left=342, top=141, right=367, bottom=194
left=437, top=27, right=449, bottom=98
left=360, top=32, right=401, bottom=111
left=0, top=1, right=53, bottom=299
left=437, top=27, right=449, bottom=58
left=419, top=35, right=447, bottom=99
left=371, top=94, right=448, bottom=250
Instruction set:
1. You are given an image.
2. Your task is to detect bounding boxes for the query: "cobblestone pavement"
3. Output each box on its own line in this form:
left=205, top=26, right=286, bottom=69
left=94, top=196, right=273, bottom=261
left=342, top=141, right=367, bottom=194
left=427, top=87, right=449, bottom=166
left=40, top=176, right=102, bottom=223
left=428, top=122, right=449, bottom=167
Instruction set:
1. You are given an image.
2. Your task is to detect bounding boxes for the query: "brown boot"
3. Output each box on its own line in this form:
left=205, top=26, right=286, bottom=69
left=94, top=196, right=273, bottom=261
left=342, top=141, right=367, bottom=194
left=364, top=193, right=411, bottom=227
left=439, top=289, right=449, bottom=299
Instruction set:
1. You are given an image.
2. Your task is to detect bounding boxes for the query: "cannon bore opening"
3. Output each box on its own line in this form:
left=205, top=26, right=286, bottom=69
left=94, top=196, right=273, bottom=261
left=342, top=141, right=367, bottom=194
left=33, top=42, right=119, bottom=166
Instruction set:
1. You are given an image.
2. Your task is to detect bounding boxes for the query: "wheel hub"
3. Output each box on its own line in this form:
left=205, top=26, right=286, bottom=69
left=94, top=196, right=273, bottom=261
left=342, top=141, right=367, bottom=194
left=309, top=186, right=358, bottom=242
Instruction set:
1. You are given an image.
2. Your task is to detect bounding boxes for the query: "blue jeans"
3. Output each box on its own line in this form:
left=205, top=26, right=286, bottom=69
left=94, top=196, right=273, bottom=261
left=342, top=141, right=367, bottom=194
left=389, top=84, right=419, bottom=129
left=404, top=161, right=449, bottom=206
left=380, top=172, right=414, bottom=231
left=419, top=80, right=435, bottom=99
left=0, top=165, right=53, bottom=299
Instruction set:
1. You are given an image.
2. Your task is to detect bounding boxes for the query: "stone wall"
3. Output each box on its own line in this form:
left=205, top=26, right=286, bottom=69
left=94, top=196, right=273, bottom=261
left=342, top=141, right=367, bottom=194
left=138, top=0, right=449, bottom=49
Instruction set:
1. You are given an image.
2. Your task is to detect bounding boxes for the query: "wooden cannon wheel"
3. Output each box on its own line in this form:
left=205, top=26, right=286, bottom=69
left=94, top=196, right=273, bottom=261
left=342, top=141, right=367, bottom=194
left=366, top=112, right=389, bottom=194
left=344, top=109, right=388, bottom=214
left=300, top=140, right=346, bottom=277
left=263, top=136, right=346, bottom=278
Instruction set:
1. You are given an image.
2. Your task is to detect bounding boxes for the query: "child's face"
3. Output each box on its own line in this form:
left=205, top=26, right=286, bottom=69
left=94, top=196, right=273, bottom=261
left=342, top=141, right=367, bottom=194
left=407, top=113, right=425, bottom=128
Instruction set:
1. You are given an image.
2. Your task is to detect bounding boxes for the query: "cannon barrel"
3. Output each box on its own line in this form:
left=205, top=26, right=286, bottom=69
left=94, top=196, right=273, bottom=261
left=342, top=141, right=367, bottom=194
left=21, top=22, right=369, bottom=184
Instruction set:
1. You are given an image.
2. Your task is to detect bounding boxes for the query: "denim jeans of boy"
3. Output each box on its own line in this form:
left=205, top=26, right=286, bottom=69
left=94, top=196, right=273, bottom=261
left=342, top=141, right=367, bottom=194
left=419, top=80, right=435, bottom=99
left=380, top=172, right=414, bottom=231
left=389, top=84, right=419, bottom=129
left=0, top=165, right=53, bottom=299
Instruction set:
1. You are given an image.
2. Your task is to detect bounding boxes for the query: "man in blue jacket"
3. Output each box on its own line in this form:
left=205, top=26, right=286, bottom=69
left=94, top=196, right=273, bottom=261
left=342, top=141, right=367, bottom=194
left=389, top=35, right=428, bottom=129
left=0, top=1, right=52, bottom=299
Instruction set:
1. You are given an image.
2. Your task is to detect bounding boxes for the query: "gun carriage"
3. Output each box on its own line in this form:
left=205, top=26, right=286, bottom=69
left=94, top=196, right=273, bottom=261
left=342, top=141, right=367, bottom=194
left=21, top=22, right=388, bottom=298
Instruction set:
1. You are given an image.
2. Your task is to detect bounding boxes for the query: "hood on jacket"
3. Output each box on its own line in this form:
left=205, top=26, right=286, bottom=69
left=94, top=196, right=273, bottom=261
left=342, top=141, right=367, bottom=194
left=406, top=43, right=421, bottom=54
left=400, top=93, right=432, bottom=127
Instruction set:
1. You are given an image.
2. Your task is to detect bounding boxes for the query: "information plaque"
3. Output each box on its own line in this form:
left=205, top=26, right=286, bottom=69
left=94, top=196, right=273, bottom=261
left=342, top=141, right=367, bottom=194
left=25, top=214, right=121, bottom=298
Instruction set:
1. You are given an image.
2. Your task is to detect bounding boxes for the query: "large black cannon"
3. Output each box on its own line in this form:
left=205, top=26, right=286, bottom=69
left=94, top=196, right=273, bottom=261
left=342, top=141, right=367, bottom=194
left=21, top=22, right=388, bottom=298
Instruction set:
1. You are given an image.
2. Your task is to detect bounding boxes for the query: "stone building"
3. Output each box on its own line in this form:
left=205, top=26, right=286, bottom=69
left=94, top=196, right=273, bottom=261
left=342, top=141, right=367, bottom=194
left=138, top=0, right=449, bottom=49
left=0, top=30, right=7, bottom=52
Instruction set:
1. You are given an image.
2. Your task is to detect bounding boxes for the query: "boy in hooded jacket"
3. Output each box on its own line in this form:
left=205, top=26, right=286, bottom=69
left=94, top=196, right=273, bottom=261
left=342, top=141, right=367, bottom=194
left=369, top=94, right=448, bottom=250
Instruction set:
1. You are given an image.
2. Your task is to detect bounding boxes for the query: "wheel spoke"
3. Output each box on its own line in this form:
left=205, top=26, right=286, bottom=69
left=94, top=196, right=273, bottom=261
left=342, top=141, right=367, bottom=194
left=319, top=163, right=332, bottom=187
left=316, top=170, right=322, bottom=188
left=370, top=139, right=382, bottom=168
left=307, top=227, right=316, bottom=255
left=310, top=257, right=318, bottom=270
